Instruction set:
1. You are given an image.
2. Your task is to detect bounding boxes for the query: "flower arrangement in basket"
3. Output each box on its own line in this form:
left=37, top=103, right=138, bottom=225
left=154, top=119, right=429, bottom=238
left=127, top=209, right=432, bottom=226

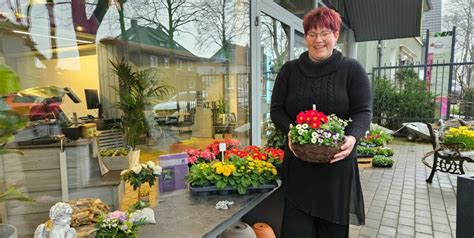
left=96, top=210, right=146, bottom=238
left=289, top=107, right=350, bottom=163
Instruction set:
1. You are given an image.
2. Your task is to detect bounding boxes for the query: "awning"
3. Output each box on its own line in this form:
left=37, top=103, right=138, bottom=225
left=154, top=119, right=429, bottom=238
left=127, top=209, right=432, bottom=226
left=345, top=0, right=424, bottom=42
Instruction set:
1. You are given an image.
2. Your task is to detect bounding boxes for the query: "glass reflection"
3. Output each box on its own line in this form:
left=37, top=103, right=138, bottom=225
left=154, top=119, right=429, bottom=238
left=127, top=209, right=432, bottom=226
left=259, top=13, right=289, bottom=146
left=0, top=0, right=250, bottom=236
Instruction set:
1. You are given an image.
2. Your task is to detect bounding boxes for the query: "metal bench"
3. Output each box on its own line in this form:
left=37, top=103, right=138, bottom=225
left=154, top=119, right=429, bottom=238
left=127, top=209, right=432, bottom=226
left=422, top=123, right=474, bottom=183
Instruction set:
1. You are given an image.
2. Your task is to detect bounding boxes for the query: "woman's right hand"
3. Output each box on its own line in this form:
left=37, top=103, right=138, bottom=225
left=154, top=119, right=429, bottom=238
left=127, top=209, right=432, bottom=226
left=287, top=132, right=298, bottom=157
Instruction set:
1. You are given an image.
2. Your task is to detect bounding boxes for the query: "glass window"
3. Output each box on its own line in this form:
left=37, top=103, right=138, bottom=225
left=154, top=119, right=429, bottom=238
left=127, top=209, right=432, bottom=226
left=150, top=55, right=159, bottom=68
left=0, top=0, right=250, bottom=235
left=294, top=31, right=306, bottom=58
left=259, top=13, right=289, bottom=145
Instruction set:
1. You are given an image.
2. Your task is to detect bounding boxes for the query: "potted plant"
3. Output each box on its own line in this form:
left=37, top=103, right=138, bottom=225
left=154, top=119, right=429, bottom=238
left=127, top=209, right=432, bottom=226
left=0, top=187, right=34, bottom=238
left=96, top=210, right=146, bottom=238
left=120, top=161, right=162, bottom=201
left=372, top=155, right=395, bottom=168
left=99, top=147, right=130, bottom=170
left=110, top=59, right=172, bottom=162
left=186, top=156, right=278, bottom=195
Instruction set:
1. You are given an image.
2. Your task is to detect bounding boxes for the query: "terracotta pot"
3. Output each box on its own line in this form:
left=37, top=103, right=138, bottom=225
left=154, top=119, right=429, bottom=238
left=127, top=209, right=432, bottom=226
left=220, top=222, right=256, bottom=238
left=252, top=223, right=275, bottom=238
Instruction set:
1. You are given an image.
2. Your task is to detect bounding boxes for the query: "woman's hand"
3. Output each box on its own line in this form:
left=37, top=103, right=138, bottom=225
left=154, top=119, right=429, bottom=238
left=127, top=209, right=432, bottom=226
left=330, top=135, right=356, bottom=163
left=287, top=132, right=298, bottom=157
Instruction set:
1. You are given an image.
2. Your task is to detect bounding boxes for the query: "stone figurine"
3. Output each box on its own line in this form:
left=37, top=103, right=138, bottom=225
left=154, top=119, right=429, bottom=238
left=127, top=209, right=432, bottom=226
left=34, top=202, right=77, bottom=238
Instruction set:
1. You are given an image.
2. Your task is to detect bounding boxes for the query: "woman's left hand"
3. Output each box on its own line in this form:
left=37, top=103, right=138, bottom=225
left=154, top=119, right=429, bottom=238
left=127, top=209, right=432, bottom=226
left=330, top=135, right=356, bottom=163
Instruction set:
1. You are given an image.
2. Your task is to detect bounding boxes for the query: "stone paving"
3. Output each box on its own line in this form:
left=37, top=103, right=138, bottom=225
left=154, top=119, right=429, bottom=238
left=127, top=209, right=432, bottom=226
left=350, top=139, right=474, bottom=238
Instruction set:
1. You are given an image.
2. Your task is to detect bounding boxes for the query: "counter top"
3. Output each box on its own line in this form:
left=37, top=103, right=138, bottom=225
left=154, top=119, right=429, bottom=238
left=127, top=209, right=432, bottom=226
left=138, top=186, right=279, bottom=238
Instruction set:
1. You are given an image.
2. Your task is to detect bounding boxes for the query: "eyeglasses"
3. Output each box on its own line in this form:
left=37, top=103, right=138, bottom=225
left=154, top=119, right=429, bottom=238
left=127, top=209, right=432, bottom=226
left=306, top=31, right=333, bottom=40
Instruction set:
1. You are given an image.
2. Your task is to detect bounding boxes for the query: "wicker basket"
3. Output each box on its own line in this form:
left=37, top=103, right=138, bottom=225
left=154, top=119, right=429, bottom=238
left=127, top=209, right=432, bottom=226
left=292, top=143, right=342, bottom=163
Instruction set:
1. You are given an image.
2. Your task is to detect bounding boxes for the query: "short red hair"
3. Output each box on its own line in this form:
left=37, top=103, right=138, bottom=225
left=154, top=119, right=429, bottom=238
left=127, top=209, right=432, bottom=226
left=303, top=7, right=341, bottom=35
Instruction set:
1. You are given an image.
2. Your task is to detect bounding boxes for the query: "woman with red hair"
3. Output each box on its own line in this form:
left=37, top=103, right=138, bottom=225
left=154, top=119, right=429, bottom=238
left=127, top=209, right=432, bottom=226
left=270, top=7, right=371, bottom=237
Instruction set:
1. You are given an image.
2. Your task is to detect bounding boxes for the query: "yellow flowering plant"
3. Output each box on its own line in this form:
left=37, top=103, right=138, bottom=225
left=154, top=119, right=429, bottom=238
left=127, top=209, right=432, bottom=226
left=185, top=156, right=278, bottom=194
left=444, top=126, right=474, bottom=150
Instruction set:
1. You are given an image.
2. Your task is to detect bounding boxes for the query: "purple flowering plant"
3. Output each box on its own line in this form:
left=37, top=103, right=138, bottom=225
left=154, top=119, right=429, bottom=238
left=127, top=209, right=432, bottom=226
left=96, top=210, right=146, bottom=237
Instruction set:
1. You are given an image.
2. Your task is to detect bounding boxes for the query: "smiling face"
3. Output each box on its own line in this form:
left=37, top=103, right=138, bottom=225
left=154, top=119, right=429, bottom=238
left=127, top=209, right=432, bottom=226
left=305, top=27, right=339, bottom=61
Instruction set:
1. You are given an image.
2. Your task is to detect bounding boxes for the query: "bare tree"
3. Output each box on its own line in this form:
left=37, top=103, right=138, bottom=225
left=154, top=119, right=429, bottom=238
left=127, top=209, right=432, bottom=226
left=444, top=0, right=473, bottom=88
left=130, top=0, right=198, bottom=49
left=193, top=0, right=249, bottom=57
left=261, top=16, right=289, bottom=72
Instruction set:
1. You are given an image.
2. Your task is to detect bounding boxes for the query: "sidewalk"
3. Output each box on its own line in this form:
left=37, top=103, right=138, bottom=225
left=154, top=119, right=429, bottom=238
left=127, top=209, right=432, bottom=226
left=350, top=139, right=474, bottom=238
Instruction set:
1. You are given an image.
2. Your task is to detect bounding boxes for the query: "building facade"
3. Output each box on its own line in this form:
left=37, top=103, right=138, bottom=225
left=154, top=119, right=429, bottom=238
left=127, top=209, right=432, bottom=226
left=0, top=0, right=425, bottom=236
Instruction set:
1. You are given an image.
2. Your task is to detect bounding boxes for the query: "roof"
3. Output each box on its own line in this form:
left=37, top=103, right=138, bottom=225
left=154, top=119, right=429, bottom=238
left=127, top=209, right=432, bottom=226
left=121, top=21, right=193, bottom=54
left=345, top=0, right=424, bottom=42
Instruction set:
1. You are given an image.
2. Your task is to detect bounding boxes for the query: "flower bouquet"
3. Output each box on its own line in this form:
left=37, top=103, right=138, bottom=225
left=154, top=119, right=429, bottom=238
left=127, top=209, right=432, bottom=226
left=289, top=108, right=350, bottom=163
left=96, top=210, right=146, bottom=238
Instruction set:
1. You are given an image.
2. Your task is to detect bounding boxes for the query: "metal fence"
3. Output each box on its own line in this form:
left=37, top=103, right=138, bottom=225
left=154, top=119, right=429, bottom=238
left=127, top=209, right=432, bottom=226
left=371, top=61, right=474, bottom=130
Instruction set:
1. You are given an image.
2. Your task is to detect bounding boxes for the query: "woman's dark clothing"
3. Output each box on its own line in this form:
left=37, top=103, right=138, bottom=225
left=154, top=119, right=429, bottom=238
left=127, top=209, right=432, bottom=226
left=270, top=50, right=371, bottom=227
left=281, top=198, right=349, bottom=238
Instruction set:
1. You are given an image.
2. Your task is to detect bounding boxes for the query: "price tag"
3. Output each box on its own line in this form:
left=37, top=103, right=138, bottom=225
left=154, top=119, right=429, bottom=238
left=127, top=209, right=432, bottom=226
left=219, top=143, right=226, bottom=152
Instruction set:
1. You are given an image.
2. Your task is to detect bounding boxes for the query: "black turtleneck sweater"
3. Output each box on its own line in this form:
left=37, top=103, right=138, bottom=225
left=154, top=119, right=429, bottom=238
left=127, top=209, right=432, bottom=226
left=270, top=50, right=371, bottom=225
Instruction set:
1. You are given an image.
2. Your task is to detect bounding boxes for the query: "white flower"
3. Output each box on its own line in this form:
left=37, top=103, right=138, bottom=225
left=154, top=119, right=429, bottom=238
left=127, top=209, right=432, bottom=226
left=318, top=138, right=323, bottom=143
left=311, top=138, right=317, bottom=143
left=298, top=129, right=305, bottom=135
left=296, top=124, right=302, bottom=130
left=324, top=132, right=331, bottom=138
left=147, top=161, right=156, bottom=168
left=120, top=169, right=128, bottom=176
left=302, top=124, right=308, bottom=129
left=132, top=165, right=142, bottom=174
left=333, top=134, right=339, bottom=140
left=153, top=165, right=162, bottom=175
left=312, top=132, right=317, bottom=138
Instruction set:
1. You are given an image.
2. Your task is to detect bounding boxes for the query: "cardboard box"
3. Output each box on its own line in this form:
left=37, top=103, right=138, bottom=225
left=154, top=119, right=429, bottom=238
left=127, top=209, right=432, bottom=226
left=159, top=153, right=188, bottom=193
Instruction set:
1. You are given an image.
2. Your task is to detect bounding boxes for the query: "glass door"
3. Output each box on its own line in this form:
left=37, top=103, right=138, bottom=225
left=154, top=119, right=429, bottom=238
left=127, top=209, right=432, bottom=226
left=259, top=13, right=290, bottom=145
left=251, top=0, right=304, bottom=146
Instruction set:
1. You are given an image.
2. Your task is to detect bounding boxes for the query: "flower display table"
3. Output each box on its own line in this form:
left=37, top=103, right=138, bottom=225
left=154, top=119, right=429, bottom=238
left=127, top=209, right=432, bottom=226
left=138, top=183, right=282, bottom=238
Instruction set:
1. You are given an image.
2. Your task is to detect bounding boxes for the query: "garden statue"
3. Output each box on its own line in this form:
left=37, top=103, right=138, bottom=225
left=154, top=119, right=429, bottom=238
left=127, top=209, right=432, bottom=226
left=34, top=202, right=77, bottom=238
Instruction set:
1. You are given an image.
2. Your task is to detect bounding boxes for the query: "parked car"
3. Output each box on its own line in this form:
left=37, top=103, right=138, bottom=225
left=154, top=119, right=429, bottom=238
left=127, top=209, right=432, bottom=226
left=153, top=91, right=207, bottom=115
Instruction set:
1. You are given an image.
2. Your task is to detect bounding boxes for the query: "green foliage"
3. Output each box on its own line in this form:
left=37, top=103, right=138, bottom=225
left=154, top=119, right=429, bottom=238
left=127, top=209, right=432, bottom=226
left=100, top=147, right=129, bottom=157
left=0, top=64, right=20, bottom=95
left=372, top=155, right=394, bottom=168
left=375, top=147, right=394, bottom=156
left=357, top=146, right=394, bottom=157
left=264, top=121, right=285, bottom=149
left=111, top=59, right=173, bottom=148
left=185, top=157, right=278, bottom=194
left=360, top=128, right=393, bottom=146
left=373, top=69, right=436, bottom=130
left=0, top=187, right=34, bottom=203
left=128, top=201, right=147, bottom=212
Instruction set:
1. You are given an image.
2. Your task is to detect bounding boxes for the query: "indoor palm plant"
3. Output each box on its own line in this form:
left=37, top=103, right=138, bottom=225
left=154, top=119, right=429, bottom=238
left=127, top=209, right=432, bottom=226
left=111, top=59, right=172, bottom=149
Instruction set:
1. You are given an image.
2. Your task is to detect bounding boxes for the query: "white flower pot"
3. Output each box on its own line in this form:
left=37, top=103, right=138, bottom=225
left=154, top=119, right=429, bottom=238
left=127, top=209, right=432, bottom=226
left=0, top=224, right=17, bottom=238
left=101, top=155, right=129, bottom=170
